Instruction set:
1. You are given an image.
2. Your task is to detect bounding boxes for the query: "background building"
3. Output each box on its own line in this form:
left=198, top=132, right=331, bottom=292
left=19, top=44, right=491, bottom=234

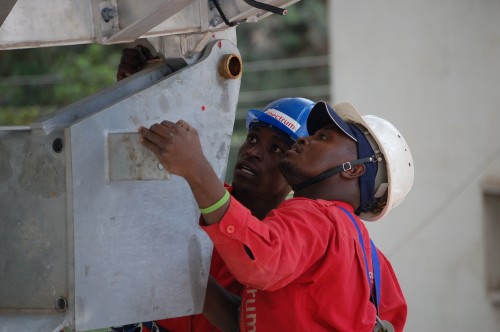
left=328, top=1, right=500, bottom=330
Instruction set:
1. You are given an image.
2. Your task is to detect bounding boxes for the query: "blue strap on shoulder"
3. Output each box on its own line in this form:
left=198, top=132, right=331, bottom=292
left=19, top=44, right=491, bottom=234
left=338, top=206, right=382, bottom=313
left=370, top=238, right=381, bottom=309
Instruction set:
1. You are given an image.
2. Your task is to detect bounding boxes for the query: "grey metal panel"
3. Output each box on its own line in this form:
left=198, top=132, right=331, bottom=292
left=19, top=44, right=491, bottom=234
left=0, top=39, right=240, bottom=331
left=107, top=132, right=172, bottom=181
left=0, top=313, right=69, bottom=332
left=105, top=0, right=196, bottom=44
left=0, top=128, right=69, bottom=312
left=0, top=0, right=95, bottom=49
left=70, top=39, right=240, bottom=331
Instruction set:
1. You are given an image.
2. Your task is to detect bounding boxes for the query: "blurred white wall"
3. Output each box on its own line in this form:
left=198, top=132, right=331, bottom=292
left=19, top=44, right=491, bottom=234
left=328, top=0, right=500, bottom=330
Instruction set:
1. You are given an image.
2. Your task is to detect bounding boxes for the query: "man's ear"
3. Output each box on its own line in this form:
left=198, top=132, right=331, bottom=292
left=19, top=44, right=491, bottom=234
left=340, top=164, right=365, bottom=179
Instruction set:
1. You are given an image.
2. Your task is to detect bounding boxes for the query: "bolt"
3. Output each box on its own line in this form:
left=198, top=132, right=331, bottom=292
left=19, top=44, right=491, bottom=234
left=101, top=7, right=117, bottom=23
left=210, top=17, right=221, bottom=27
left=55, top=296, right=67, bottom=312
left=52, top=137, right=64, bottom=153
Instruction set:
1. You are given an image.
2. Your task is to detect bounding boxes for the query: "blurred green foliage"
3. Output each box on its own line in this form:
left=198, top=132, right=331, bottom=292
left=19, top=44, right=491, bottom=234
left=236, top=0, right=329, bottom=106
left=226, top=0, right=330, bottom=182
left=0, top=44, right=122, bottom=125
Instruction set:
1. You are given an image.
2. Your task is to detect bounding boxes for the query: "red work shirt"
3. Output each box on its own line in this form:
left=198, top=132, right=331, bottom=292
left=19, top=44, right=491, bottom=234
left=202, top=197, right=407, bottom=332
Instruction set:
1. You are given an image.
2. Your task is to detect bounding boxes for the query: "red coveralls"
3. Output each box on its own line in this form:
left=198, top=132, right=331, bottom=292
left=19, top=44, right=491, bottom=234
left=201, top=196, right=407, bottom=332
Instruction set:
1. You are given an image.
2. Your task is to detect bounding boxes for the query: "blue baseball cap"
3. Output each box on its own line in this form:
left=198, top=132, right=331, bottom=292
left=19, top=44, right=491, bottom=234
left=307, top=101, right=357, bottom=142
left=246, top=97, right=315, bottom=141
left=307, top=101, right=378, bottom=214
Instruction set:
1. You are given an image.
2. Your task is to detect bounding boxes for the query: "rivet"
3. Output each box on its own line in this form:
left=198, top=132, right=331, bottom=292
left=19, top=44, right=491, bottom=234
left=52, top=138, right=64, bottom=153
left=55, top=296, right=67, bottom=312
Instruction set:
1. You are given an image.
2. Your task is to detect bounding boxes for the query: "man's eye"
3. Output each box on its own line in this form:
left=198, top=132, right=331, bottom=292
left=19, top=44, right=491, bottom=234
left=246, top=136, right=257, bottom=143
left=319, top=133, right=328, bottom=140
left=272, top=145, right=284, bottom=153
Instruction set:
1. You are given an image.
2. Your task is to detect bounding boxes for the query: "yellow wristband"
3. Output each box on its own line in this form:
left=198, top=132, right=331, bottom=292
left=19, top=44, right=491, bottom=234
left=199, top=190, right=230, bottom=214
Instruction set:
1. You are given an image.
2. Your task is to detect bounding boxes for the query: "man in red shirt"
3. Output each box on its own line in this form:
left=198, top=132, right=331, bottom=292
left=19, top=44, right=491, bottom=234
left=113, top=45, right=315, bottom=332
left=139, top=100, right=413, bottom=331
left=139, top=97, right=315, bottom=332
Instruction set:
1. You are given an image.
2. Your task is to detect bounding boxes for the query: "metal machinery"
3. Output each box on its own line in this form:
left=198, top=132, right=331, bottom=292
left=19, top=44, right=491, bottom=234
left=0, top=1, right=300, bottom=331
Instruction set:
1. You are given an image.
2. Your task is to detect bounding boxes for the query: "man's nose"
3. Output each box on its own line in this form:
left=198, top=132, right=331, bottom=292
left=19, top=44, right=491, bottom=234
left=297, top=136, right=309, bottom=145
left=246, top=144, right=263, bottom=159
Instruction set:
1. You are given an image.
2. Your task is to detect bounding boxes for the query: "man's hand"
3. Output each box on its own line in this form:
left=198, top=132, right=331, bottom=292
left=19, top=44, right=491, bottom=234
left=117, top=45, right=162, bottom=81
left=138, top=120, right=207, bottom=180
left=138, top=120, right=229, bottom=224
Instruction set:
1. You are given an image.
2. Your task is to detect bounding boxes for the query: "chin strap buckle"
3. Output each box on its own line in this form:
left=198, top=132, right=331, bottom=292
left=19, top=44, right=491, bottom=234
left=342, top=162, right=352, bottom=171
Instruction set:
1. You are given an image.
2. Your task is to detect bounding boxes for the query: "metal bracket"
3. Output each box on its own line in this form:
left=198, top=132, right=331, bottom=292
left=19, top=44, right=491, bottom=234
left=97, top=0, right=196, bottom=44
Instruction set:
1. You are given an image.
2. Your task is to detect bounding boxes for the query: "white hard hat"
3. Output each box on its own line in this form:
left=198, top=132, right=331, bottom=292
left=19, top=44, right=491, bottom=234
left=334, top=103, right=415, bottom=221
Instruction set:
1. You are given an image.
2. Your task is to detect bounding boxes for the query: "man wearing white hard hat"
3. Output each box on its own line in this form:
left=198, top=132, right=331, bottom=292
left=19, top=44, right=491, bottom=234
left=138, top=100, right=414, bottom=331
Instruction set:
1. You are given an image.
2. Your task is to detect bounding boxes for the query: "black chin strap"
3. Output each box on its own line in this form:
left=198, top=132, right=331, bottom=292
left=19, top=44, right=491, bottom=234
left=292, top=156, right=376, bottom=192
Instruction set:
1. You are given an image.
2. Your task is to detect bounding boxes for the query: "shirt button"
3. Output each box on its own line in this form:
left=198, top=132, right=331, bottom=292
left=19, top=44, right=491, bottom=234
left=226, top=225, right=235, bottom=233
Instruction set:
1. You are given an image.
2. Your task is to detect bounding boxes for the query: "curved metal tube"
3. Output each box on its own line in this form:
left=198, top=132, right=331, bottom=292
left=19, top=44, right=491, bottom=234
left=218, top=54, right=243, bottom=79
